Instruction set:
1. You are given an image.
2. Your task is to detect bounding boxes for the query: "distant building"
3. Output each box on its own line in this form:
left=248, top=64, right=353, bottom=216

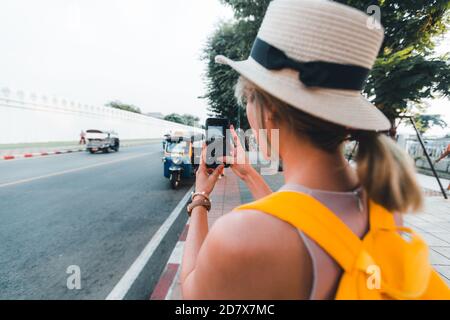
left=145, top=112, right=165, bottom=119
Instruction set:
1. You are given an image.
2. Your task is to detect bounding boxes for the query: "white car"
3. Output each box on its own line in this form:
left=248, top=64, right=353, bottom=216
left=86, top=129, right=120, bottom=154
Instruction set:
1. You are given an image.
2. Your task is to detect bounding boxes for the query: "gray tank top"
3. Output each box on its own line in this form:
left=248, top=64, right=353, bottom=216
left=279, top=183, right=369, bottom=300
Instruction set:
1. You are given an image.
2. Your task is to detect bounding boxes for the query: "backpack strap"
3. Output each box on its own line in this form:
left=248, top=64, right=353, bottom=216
left=369, top=200, right=397, bottom=230
left=235, top=191, right=370, bottom=272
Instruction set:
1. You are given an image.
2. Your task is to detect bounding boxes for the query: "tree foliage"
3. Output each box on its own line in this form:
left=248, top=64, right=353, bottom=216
left=164, top=113, right=201, bottom=127
left=203, top=0, right=450, bottom=131
left=414, top=114, right=447, bottom=134
left=203, top=21, right=259, bottom=128
left=105, top=100, right=141, bottom=114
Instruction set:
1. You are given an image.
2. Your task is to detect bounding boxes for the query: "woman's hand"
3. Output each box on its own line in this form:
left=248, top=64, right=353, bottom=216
left=222, top=125, right=273, bottom=200
left=224, top=125, right=255, bottom=180
left=195, top=144, right=224, bottom=196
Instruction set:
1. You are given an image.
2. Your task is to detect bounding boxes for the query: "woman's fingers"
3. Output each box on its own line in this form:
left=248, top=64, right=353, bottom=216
left=211, top=164, right=224, bottom=180
left=198, top=143, right=207, bottom=172
left=217, top=155, right=234, bottom=165
left=229, top=125, right=242, bottom=159
left=230, top=125, right=239, bottom=145
left=230, top=125, right=244, bottom=152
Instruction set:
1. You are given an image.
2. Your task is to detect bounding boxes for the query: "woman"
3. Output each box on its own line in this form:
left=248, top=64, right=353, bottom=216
left=180, top=0, right=424, bottom=299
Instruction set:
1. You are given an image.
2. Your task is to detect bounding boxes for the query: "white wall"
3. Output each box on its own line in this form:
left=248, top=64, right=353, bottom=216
left=0, top=87, right=202, bottom=144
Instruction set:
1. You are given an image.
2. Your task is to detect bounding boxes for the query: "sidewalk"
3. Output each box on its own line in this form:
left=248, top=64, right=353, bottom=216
left=151, top=169, right=450, bottom=300
left=416, top=173, right=450, bottom=196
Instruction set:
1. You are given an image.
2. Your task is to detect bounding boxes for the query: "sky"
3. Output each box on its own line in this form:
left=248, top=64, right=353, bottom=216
left=0, top=0, right=448, bottom=136
left=0, top=0, right=233, bottom=124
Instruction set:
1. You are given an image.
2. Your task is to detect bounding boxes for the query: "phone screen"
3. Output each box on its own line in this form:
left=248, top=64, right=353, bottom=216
left=207, top=126, right=224, bottom=141
left=205, top=118, right=230, bottom=168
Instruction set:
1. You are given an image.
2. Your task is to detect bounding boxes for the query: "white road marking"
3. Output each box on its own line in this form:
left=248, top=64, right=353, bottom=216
left=106, top=186, right=193, bottom=300
left=0, top=152, right=156, bottom=188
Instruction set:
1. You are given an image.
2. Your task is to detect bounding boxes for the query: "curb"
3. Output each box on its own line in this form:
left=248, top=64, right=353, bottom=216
left=422, top=187, right=449, bottom=197
left=150, top=223, right=189, bottom=300
left=1, top=141, right=160, bottom=161
left=2, top=149, right=85, bottom=161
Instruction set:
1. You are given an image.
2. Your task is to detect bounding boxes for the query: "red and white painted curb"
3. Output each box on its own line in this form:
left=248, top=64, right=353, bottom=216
left=1, top=141, right=159, bottom=161
left=150, top=223, right=189, bottom=300
left=2, top=148, right=85, bottom=161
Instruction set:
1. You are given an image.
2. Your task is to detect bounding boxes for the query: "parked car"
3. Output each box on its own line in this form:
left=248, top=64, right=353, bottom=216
left=86, top=129, right=120, bottom=154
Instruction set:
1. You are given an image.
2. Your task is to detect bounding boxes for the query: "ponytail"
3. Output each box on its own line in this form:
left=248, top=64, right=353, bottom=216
left=356, top=132, right=423, bottom=213
left=235, top=76, right=424, bottom=214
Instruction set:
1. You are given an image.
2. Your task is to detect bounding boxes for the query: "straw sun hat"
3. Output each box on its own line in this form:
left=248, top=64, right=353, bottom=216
left=215, top=0, right=391, bottom=131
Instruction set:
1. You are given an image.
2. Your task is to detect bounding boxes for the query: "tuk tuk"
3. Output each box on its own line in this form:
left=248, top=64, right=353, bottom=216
left=162, top=133, right=171, bottom=151
left=163, top=133, right=203, bottom=189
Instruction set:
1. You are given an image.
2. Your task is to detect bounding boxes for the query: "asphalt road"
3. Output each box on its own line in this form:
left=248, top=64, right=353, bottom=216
left=0, top=143, right=194, bottom=299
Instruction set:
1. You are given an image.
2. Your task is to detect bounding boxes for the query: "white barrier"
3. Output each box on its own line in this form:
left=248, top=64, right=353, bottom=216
left=0, top=87, right=202, bottom=144
left=404, top=137, right=450, bottom=174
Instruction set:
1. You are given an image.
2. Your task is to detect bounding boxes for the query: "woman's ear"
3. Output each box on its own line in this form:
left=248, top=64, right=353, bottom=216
left=264, top=107, right=277, bottom=130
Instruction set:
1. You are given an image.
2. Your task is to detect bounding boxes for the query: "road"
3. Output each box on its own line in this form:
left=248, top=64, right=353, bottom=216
left=0, top=143, right=194, bottom=299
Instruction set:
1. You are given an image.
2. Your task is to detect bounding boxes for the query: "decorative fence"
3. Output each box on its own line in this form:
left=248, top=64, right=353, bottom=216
left=403, top=136, right=450, bottom=174
left=344, top=135, right=450, bottom=175
left=0, top=87, right=202, bottom=144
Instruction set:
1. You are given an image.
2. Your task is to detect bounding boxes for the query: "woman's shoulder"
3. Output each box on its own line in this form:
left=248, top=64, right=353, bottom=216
left=204, top=208, right=313, bottom=299
left=212, top=209, right=297, bottom=249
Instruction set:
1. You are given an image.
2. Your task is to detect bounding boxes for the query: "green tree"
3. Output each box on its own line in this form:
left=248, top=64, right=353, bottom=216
left=181, top=114, right=201, bottom=127
left=203, top=21, right=259, bottom=129
left=164, top=113, right=185, bottom=124
left=164, top=113, right=201, bottom=127
left=203, top=0, right=450, bottom=132
left=105, top=100, right=141, bottom=114
left=413, top=114, right=447, bottom=134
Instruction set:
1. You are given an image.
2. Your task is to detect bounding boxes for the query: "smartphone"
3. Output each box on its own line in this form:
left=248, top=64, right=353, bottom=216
left=205, top=118, right=231, bottom=169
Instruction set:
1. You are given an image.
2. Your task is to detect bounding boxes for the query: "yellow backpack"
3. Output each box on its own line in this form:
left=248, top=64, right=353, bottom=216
left=236, top=191, right=450, bottom=300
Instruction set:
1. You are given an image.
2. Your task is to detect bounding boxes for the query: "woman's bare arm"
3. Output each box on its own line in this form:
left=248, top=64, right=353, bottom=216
left=227, top=125, right=273, bottom=200
left=179, top=205, right=209, bottom=286
left=180, top=144, right=224, bottom=288
left=241, top=165, right=273, bottom=200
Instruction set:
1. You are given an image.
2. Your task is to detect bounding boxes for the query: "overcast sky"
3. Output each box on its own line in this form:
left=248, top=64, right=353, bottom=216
left=0, top=0, right=233, bottom=124
left=0, top=0, right=448, bottom=135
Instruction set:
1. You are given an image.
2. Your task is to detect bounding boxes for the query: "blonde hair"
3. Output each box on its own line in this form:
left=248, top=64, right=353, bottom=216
left=235, top=76, right=423, bottom=213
